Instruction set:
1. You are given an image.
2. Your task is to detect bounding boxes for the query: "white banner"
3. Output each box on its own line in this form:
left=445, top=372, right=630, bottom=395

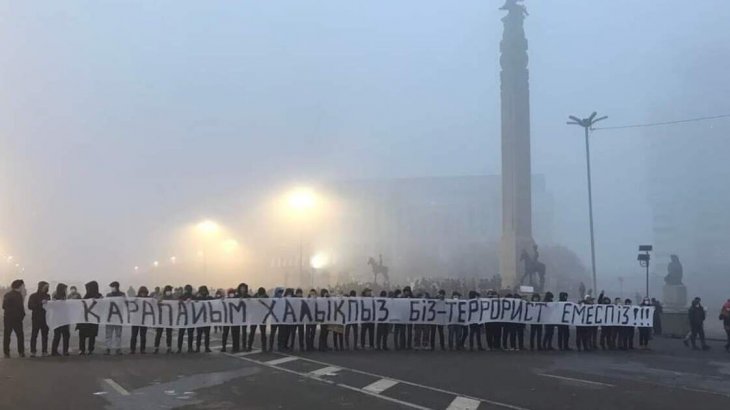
left=45, top=297, right=654, bottom=330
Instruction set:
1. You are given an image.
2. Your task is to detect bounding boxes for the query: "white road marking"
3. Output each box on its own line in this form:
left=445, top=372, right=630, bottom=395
left=447, top=396, right=481, bottom=410
left=234, top=349, right=262, bottom=356
left=537, top=373, right=614, bottom=388
left=104, top=378, right=130, bottom=396
left=363, top=378, right=399, bottom=394
left=309, top=366, right=341, bottom=377
left=289, top=354, right=528, bottom=410
left=265, top=356, right=299, bottom=366
left=225, top=353, right=428, bottom=410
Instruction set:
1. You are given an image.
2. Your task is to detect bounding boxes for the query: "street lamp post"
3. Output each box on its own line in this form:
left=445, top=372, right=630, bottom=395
left=637, top=245, right=652, bottom=298
left=567, top=112, right=607, bottom=294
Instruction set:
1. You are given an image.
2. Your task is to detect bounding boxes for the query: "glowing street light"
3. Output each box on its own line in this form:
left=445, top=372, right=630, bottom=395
left=222, top=238, right=239, bottom=253
left=170, top=256, right=177, bottom=264
left=310, top=252, right=330, bottom=288
left=153, top=261, right=159, bottom=268
left=197, top=220, right=220, bottom=236
left=286, top=187, right=320, bottom=286
left=134, top=266, right=139, bottom=272
left=287, top=188, right=317, bottom=212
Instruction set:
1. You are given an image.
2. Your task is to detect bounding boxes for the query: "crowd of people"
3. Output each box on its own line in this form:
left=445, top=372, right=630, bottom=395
left=2, top=278, right=729, bottom=359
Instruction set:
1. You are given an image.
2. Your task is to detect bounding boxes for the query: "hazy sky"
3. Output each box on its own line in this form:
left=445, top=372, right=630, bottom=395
left=1, top=0, right=729, bottom=287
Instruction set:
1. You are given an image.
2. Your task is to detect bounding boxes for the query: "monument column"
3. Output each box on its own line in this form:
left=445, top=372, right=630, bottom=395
left=499, top=0, right=534, bottom=289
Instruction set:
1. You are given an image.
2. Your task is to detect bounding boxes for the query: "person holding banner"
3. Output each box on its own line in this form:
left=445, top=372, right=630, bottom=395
left=448, top=291, right=463, bottom=351
left=105, top=281, right=125, bottom=355
left=77, top=281, right=102, bottom=355
left=248, top=287, right=269, bottom=351
left=529, top=293, right=543, bottom=351
left=305, top=289, right=318, bottom=351
left=195, top=286, right=213, bottom=353
left=318, top=288, right=331, bottom=352
left=376, top=290, right=390, bottom=350
left=556, top=292, right=570, bottom=351
left=345, top=290, right=359, bottom=350
left=220, top=288, right=236, bottom=352
left=541, top=292, right=555, bottom=350
left=618, top=298, right=634, bottom=350
left=50, top=283, right=70, bottom=356
left=289, top=288, right=305, bottom=351
left=468, top=290, right=485, bottom=351
left=130, top=286, right=150, bottom=354
left=154, top=285, right=175, bottom=354
left=429, top=290, right=446, bottom=351
left=402, top=286, right=414, bottom=350
left=638, top=297, right=652, bottom=350
left=236, top=283, right=251, bottom=352
left=177, top=285, right=195, bottom=353
left=360, top=288, right=375, bottom=350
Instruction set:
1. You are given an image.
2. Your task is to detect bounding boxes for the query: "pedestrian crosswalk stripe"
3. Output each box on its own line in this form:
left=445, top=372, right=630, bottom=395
left=447, top=396, right=481, bottom=410
left=265, top=356, right=299, bottom=366
left=309, top=366, right=341, bottom=377
left=234, top=349, right=262, bottom=356
left=363, top=378, right=399, bottom=394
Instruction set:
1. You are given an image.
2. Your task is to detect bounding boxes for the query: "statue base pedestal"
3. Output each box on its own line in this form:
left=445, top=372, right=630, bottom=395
left=659, top=311, right=689, bottom=338
left=662, top=284, right=687, bottom=312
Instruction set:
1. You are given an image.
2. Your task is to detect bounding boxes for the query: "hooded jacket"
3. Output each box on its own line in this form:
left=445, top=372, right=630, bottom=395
left=53, top=284, right=68, bottom=301
left=237, top=283, right=250, bottom=298
left=688, top=303, right=705, bottom=327
left=28, top=281, right=51, bottom=323
left=77, top=281, right=102, bottom=335
left=2, top=287, right=25, bottom=322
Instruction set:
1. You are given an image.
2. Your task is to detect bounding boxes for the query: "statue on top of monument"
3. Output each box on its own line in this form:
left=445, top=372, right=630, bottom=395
left=664, top=254, right=684, bottom=286
left=500, top=0, right=528, bottom=17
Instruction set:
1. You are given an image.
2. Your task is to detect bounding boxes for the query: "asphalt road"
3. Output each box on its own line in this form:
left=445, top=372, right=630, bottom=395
left=1, top=328, right=729, bottom=410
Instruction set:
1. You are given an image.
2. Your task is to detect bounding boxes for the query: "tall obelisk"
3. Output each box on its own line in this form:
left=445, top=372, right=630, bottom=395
left=499, top=0, right=534, bottom=289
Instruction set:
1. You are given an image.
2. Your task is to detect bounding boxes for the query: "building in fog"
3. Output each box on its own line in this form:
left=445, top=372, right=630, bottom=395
left=311, top=174, right=555, bottom=282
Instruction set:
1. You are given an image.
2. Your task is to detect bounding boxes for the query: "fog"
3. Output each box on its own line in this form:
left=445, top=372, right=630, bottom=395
left=0, top=1, right=728, bottom=303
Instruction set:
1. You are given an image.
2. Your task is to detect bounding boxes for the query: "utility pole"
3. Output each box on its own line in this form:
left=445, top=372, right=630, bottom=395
left=567, top=112, right=607, bottom=294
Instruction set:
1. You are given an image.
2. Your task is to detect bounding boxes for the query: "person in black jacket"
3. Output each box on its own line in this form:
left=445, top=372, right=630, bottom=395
left=289, top=288, right=305, bottom=351
left=154, top=285, right=175, bottom=354
left=556, top=292, right=571, bottom=351
left=529, top=293, right=543, bottom=351
left=344, top=290, right=359, bottom=350
left=305, top=289, right=318, bottom=351
left=376, top=290, right=390, bottom=350
left=28, top=281, right=50, bottom=357
left=177, top=285, right=195, bottom=353
left=195, top=286, right=213, bottom=353
left=51, top=283, right=70, bottom=356
left=638, top=297, right=652, bottom=350
left=248, top=287, right=269, bottom=351
left=541, top=292, right=555, bottom=350
left=688, top=297, right=710, bottom=350
left=467, top=290, right=484, bottom=351
left=77, top=281, right=102, bottom=355
left=131, top=286, right=150, bottom=354
left=429, top=290, right=446, bottom=351
left=3, top=279, right=26, bottom=358
left=105, top=281, right=125, bottom=355
left=360, top=288, right=375, bottom=349
left=234, top=283, right=250, bottom=352
left=221, top=288, right=236, bottom=352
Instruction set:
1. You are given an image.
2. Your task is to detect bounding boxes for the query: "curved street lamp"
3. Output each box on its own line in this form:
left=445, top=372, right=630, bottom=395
left=567, top=112, right=608, bottom=295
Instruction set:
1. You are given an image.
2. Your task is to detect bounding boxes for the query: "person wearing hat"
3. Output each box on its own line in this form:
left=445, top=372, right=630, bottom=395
left=3, top=279, right=26, bottom=358
left=105, top=281, right=125, bottom=355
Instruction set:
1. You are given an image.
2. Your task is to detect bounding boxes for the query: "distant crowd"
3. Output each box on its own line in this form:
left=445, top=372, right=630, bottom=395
left=3, top=278, right=730, bottom=358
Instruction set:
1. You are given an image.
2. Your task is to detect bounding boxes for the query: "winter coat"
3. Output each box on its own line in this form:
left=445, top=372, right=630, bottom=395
left=28, top=281, right=51, bottom=324
left=2, top=289, right=25, bottom=322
